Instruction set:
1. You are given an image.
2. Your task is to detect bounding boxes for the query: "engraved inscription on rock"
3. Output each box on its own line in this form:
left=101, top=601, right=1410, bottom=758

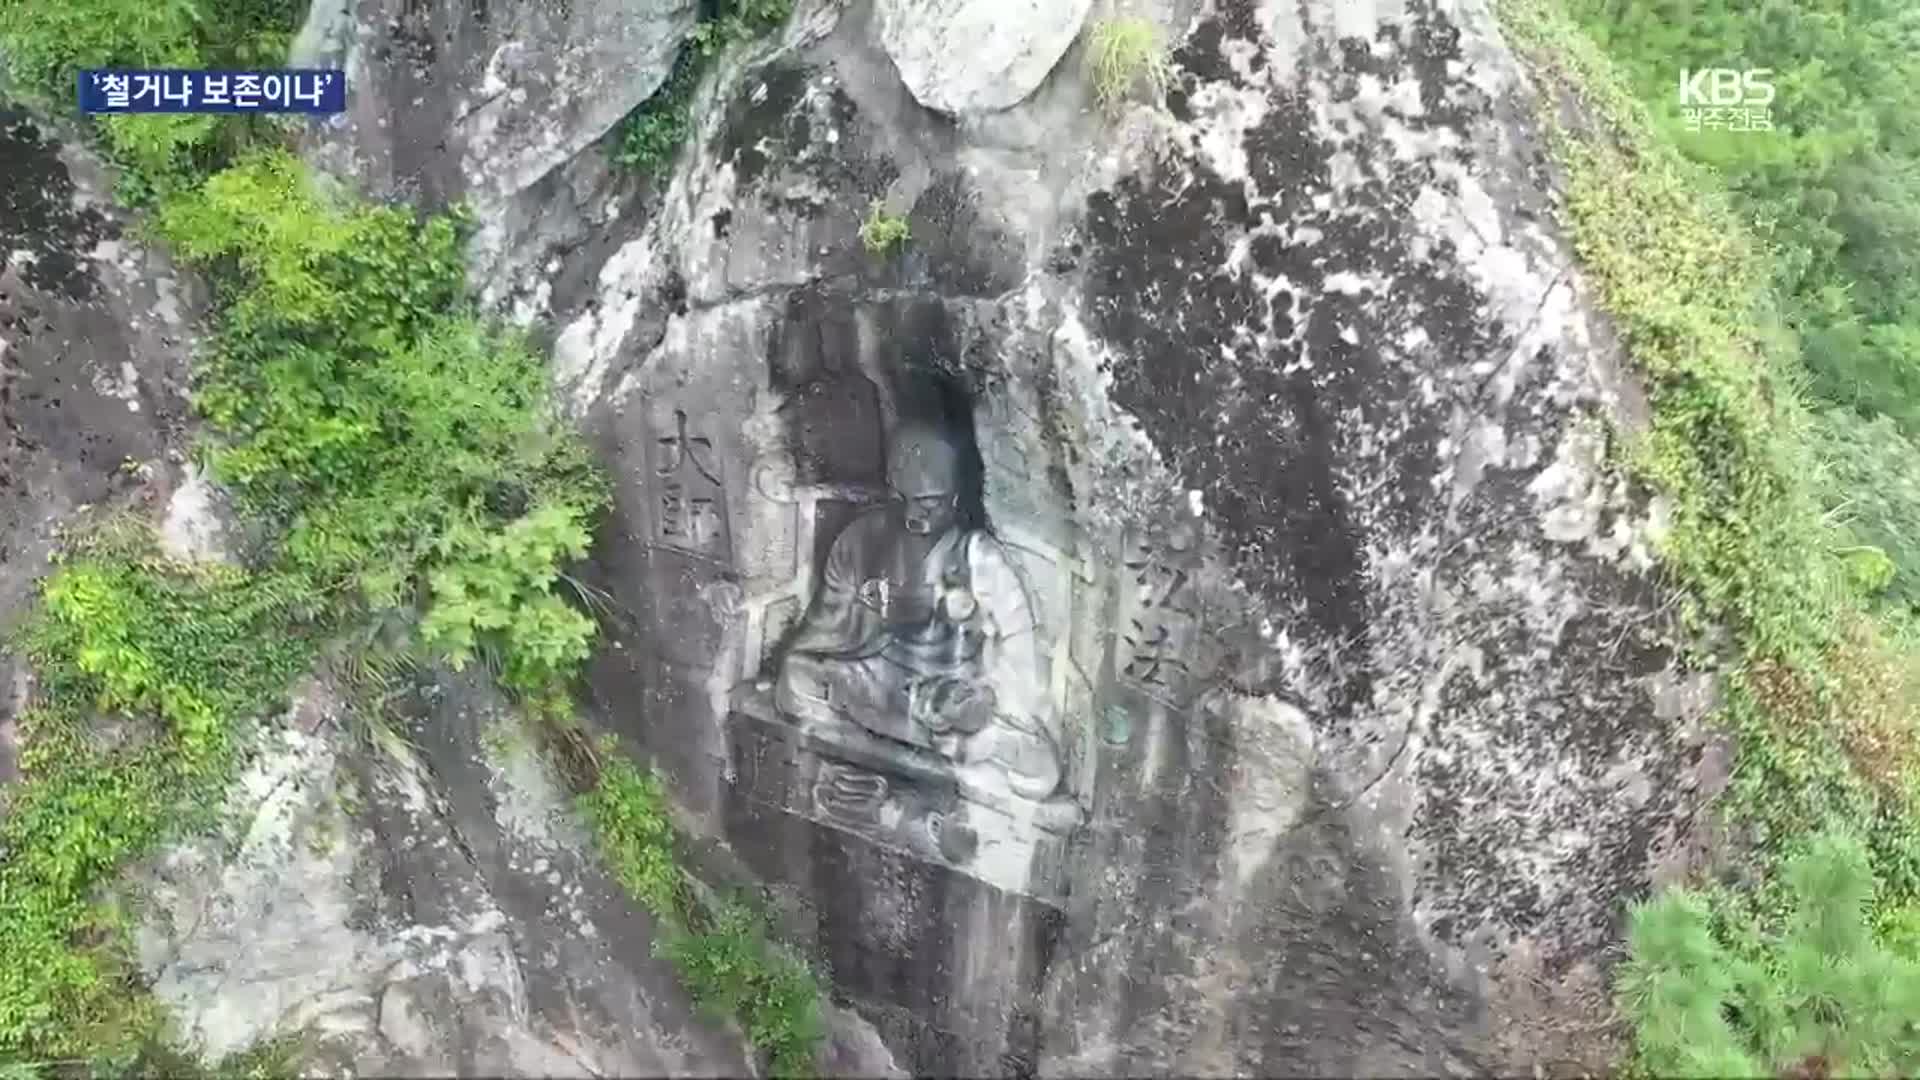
left=1114, top=521, right=1213, bottom=710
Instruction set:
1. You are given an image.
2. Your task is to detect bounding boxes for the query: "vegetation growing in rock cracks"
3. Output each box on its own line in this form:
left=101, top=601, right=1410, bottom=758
left=610, top=0, right=793, bottom=176
left=0, top=144, right=602, bottom=1072
left=0, top=6, right=823, bottom=1077
left=857, top=199, right=911, bottom=256
left=579, top=754, right=824, bottom=1077
left=1083, top=16, right=1170, bottom=113
left=1497, top=0, right=1920, bottom=1069
left=0, top=534, right=318, bottom=1064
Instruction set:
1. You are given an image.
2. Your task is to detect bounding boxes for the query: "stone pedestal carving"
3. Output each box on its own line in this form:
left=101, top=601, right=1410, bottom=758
left=728, top=689, right=1081, bottom=904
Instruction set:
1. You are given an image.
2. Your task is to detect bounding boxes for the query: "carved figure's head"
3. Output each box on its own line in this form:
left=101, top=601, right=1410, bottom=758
left=888, top=423, right=961, bottom=535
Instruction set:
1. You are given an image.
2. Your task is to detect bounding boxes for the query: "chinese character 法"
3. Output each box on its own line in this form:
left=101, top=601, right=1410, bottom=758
left=1122, top=622, right=1187, bottom=687
left=1123, top=547, right=1194, bottom=617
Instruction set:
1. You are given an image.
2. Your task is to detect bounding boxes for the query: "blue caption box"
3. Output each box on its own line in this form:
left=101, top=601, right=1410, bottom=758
left=78, top=69, right=346, bottom=114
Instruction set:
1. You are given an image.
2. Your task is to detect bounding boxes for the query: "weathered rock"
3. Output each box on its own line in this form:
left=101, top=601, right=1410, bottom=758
left=450, top=0, right=1722, bottom=1072
left=876, top=0, right=1094, bottom=114
left=0, top=108, right=198, bottom=788
left=158, top=464, right=237, bottom=564
left=289, top=0, right=696, bottom=214
left=134, top=672, right=757, bottom=1076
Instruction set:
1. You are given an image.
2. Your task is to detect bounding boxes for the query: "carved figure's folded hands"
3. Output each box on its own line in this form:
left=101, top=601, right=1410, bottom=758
left=909, top=674, right=996, bottom=736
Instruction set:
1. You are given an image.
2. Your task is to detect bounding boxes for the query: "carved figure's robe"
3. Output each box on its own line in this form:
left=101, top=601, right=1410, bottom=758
left=778, top=505, right=1061, bottom=797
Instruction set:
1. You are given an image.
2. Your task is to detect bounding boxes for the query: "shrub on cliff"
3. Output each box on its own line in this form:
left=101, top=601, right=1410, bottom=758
left=1619, top=832, right=1920, bottom=1076
left=0, top=148, right=606, bottom=1071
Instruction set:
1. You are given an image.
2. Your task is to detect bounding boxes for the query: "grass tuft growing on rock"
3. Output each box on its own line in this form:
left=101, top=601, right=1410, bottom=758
left=857, top=199, right=911, bottom=256
left=579, top=754, right=824, bottom=1077
left=1083, top=16, right=1169, bottom=113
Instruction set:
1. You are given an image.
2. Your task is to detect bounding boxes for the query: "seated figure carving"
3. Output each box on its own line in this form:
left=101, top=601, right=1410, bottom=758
left=774, top=423, right=1064, bottom=802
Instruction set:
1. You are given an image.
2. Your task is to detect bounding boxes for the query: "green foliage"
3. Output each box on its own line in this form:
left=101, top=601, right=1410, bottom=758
left=610, top=0, right=793, bottom=176
left=26, top=546, right=316, bottom=764
left=0, top=0, right=295, bottom=199
left=421, top=502, right=597, bottom=696
left=1495, top=0, right=1920, bottom=905
left=1563, top=0, right=1920, bottom=445
left=580, top=756, right=824, bottom=1076
left=0, top=0, right=198, bottom=101
left=688, top=0, right=791, bottom=58
left=662, top=899, right=825, bottom=1079
left=0, top=537, right=315, bottom=1060
left=1083, top=17, right=1170, bottom=112
left=579, top=756, right=684, bottom=917
left=611, top=46, right=705, bottom=177
left=1, top=146, right=604, bottom=1071
left=156, top=150, right=602, bottom=620
left=1810, top=407, right=1920, bottom=611
left=1496, top=0, right=1920, bottom=1070
left=857, top=200, right=911, bottom=256
left=1620, top=832, right=1920, bottom=1076
left=3, top=1, right=781, bottom=1071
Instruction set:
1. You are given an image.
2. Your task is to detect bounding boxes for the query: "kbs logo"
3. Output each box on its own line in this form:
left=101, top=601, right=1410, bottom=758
left=1678, top=68, right=1775, bottom=107
left=1677, top=68, right=1775, bottom=134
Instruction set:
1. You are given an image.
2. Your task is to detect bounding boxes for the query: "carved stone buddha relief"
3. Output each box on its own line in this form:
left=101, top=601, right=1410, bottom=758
left=728, top=371, right=1086, bottom=904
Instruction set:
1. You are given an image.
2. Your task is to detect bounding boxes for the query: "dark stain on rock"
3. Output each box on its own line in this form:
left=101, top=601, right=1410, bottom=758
left=719, top=60, right=812, bottom=188
left=661, top=267, right=688, bottom=316
left=1080, top=0, right=1689, bottom=984
left=1245, top=90, right=1330, bottom=205
left=764, top=285, right=888, bottom=487
left=1084, top=0, right=1502, bottom=712
left=718, top=65, right=892, bottom=215
left=899, top=173, right=1023, bottom=298
left=1403, top=0, right=1482, bottom=132
left=1172, top=17, right=1235, bottom=90
left=1214, top=0, right=1262, bottom=41
left=1409, top=434, right=1696, bottom=970
left=0, top=109, right=110, bottom=301
left=1087, top=156, right=1382, bottom=684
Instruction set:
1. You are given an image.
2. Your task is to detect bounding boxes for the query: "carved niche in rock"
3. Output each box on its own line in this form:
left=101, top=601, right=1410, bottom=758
left=730, top=417, right=1085, bottom=905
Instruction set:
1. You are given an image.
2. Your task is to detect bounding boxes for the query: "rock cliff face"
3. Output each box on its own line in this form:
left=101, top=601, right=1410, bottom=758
left=0, top=0, right=1734, bottom=1073
left=0, top=113, right=199, bottom=788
